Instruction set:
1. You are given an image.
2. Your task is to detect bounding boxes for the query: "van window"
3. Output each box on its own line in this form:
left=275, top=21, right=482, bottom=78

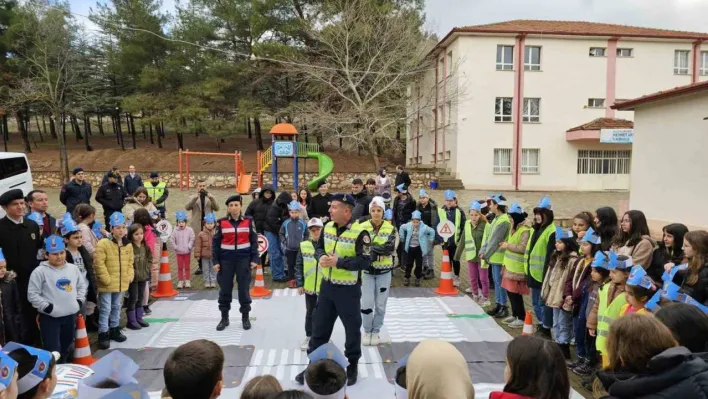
left=0, top=156, right=29, bottom=180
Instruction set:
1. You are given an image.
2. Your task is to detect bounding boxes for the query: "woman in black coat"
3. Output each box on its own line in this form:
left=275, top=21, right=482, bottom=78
left=0, top=270, right=27, bottom=345
left=245, top=185, right=275, bottom=234
left=264, top=192, right=294, bottom=235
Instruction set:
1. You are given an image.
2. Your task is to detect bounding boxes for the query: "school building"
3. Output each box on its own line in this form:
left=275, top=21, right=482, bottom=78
left=407, top=20, right=708, bottom=191
left=613, top=80, right=708, bottom=231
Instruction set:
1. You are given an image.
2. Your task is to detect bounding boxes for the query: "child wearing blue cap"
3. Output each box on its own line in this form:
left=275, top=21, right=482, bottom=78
left=480, top=194, right=510, bottom=318
left=416, top=189, right=439, bottom=280
left=622, top=265, right=656, bottom=316
left=399, top=211, right=435, bottom=287
left=304, top=343, right=349, bottom=399
left=4, top=342, right=58, bottom=399
left=438, top=190, right=466, bottom=287
left=195, top=213, right=217, bottom=288
left=27, top=236, right=87, bottom=362
left=94, top=212, right=134, bottom=350
left=453, top=200, right=489, bottom=304
left=125, top=223, right=152, bottom=331
left=62, top=218, right=98, bottom=322
left=0, top=350, right=18, bottom=398
left=392, top=184, right=416, bottom=269
left=280, top=201, right=308, bottom=287
left=170, top=211, right=195, bottom=289
left=0, top=248, right=27, bottom=346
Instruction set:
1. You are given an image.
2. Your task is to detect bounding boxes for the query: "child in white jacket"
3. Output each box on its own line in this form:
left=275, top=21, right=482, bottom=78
left=170, top=211, right=195, bottom=289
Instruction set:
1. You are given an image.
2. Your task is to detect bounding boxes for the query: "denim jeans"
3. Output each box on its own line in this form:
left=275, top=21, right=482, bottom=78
left=574, top=292, right=590, bottom=359
left=553, top=307, right=573, bottom=344
left=99, top=292, right=124, bottom=333
left=490, top=264, right=507, bottom=306
left=265, top=231, right=286, bottom=280
left=361, top=271, right=392, bottom=334
left=531, top=287, right=548, bottom=327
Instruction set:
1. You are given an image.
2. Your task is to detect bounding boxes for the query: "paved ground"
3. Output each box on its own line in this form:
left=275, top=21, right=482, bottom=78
left=42, top=187, right=617, bottom=398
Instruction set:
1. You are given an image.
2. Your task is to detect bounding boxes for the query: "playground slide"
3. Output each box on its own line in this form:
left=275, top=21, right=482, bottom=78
left=237, top=173, right=253, bottom=194
left=306, top=152, right=335, bottom=191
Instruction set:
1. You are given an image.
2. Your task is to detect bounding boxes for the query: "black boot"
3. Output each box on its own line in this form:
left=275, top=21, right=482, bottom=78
left=109, top=327, right=127, bottom=343
left=295, top=370, right=305, bottom=385
left=346, top=363, right=358, bottom=386
left=242, top=315, right=251, bottom=330
left=493, top=305, right=509, bottom=319
left=534, top=325, right=552, bottom=340
left=567, top=357, right=586, bottom=369
left=86, top=313, right=99, bottom=332
left=558, top=343, right=571, bottom=360
left=217, top=317, right=230, bottom=331
left=98, top=332, right=110, bottom=350
left=485, top=303, right=501, bottom=316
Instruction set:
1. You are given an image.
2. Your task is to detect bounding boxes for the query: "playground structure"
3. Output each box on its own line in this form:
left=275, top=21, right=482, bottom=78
left=258, top=123, right=334, bottom=191
left=178, top=150, right=252, bottom=194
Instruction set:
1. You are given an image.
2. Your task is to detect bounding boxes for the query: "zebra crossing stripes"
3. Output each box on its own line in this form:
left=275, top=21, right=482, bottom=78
left=271, top=289, right=299, bottom=297
left=152, top=322, right=244, bottom=347
left=385, top=297, right=443, bottom=315
left=386, top=318, right=466, bottom=342
left=248, top=347, right=382, bottom=367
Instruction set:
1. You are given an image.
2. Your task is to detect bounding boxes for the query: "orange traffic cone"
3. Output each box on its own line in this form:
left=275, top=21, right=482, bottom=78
left=73, top=314, right=96, bottom=365
left=152, top=245, right=178, bottom=298
left=435, top=249, right=458, bottom=296
left=250, top=264, right=272, bottom=298
left=522, top=311, right=534, bottom=336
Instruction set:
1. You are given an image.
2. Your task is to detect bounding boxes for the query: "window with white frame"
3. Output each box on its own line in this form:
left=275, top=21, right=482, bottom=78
left=445, top=151, right=451, bottom=160
left=589, top=47, right=606, bottom=57
left=522, top=149, right=540, bottom=174
left=447, top=51, right=453, bottom=76
left=617, top=48, right=633, bottom=57
left=701, top=51, right=708, bottom=75
left=493, top=149, right=512, bottom=174
left=523, top=98, right=540, bottom=122
left=438, top=105, right=444, bottom=127
left=438, top=58, right=444, bottom=81
left=496, top=45, right=514, bottom=70
left=587, top=98, right=605, bottom=108
left=674, top=50, right=690, bottom=75
left=446, top=100, right=452, bottom=125
left=495, top=97, right=513, bottom=122
left=524, top=46, right=541, bottom=71
left=577, top=150, right=632, bottom=174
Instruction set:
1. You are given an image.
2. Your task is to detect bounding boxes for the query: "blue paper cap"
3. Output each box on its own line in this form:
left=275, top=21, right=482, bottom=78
left=0, top=248, right=4, bottom=263
left=27, top=212, right=44, bottom=226
left=0, top=351, right=18, bottom=392
left=490, top=193, right=507, bottom=206
left=592, top=250, right=615, bottom=269
left=669, top=284, right=708, bottom=313
left=92, top=220, right=104, bottom=239
left=395, top=354, right=409, bottom=398
left=308, top=343, right=348, bottom=370
left=581, top=227, right=602, bottom=245
left=444, top=190, right=456, bottom=201
left=175, top=211, right=188, bottom=222
left=384, top=209, right=393, bottom=220
left=86, top=351, right=139, bottom=386
left=288, top=201, right=301, bottom=211
left=610, top=255, right=633, bottom=270
left=662, top=263, right=688, bottom=284
left=396, top=184, right=407, bottom=193
left=555, top=226, right=573, bottom=241
left=411, top=211, right=422, bottom=220
left=469, top=201, right=482, bottom=212
left=62, top=212, right=73, bottom=222
left=536, top=195, right=552, bottom=210
left=508, top=203, right=524, bottom=215
left=204, top=213, right=216, bottom=224
left=44, top=235, right=65, bottom=254
left=3, top=342, right=58, bottom=394
left=418, top=189, right=429, bottom=198
left=627, top=265, right=655, bottom=290
left=109, top=212, right=126, bottom=228
left=60, top=219, right=80, bottom=237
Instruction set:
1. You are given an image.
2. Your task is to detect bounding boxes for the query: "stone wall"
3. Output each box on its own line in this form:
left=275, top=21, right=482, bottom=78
left=32, top=170, right=441, bottom=190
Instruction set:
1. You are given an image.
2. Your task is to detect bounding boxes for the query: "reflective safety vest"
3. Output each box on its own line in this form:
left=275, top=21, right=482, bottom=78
left=463, top=221, right=478, bottom=262
left=479, top=223, right=492, bottom=269
left=323, top=221, right=364, bottom=285
left=526, top=224, right=555, bottom=283
left=145, top=181, right=167, bottom=205
left=596, top=284, right=627, bottom=363
left=488, top=213, right=511, bottom=265
left=503, top=225, right=532, bottom=274
left=360, top=220, right=394, bottom=271
left=300, top=240, right=322, bottom=295
left=437, top=207, right=462, bottom=242
left=219, top=218, right=251, bottom=251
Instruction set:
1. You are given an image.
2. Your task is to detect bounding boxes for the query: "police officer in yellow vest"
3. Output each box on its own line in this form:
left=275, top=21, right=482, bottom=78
left=295, top=217, right=326, bottom=351
left=144, top=172, right=169, bottom=218
left=479, top=193, right=511, bottom=318
left=526, top=196, right=556, bottom=338
left=295, top=193, right=372, bottom=387
left=437, top=190, right=466, bottom=287
left=501, top=203, right=533, bottom=328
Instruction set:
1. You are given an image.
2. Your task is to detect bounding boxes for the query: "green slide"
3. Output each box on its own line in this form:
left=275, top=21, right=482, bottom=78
left=306, top=152, right=335, bottom=191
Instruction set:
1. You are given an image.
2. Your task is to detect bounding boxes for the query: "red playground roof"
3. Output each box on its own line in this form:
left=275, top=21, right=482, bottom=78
left=270, top=123, right=298, bottom=136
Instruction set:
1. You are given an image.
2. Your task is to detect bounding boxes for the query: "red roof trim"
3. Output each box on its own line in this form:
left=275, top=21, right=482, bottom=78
left=566, top=118, right=634, bottom=132
left=612, top=80, right=708, bottom=110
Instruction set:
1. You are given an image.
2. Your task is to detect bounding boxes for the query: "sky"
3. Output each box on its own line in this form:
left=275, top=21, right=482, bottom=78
left=68, top=0, right=708, bottom=37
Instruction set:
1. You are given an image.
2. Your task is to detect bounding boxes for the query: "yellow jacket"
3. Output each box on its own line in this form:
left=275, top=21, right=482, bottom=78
left=94, top=238, right=134, bottom=293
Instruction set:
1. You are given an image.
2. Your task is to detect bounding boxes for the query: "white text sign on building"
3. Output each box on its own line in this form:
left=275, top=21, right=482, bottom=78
left=600, top=129, right=634, bottom=144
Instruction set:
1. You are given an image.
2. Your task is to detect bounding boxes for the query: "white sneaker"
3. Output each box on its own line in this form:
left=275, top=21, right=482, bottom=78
left=508, top=318, right=525, bottom=328
left=362, top=332, right=372, bottom=346
left=185, top=280, right=191, bottom=289
left=464, top=287, right=474, bottom=294
left=480, top=297, right=491, bottom=307
left=177, top=281, right=184, bottom=289
left=502, top=315, right=516, bottom=324
left=301, top=337, right=310, bottom=351
left=370, top=334, right=380, bottom=346
left=453, top=276, right=460, bottom=287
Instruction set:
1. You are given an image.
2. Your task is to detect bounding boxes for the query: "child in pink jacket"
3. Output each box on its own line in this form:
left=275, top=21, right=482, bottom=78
left=169, top=211, right=195, bottom=289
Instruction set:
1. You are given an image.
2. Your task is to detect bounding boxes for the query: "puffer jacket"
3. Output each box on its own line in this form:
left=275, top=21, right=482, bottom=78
left=123, top=197, right=158, bottom=225
left=399, top=221, right=436, bottom=256
left=194, top=229, right=214, bottom=259
left=598, top=347, right=708, bottom=399
left=542, top=251, right=579, bottom=308
left=264, top=192, right=293, bottom=234
left=613, top=235, right=657, bottom=270
left=94, top=237, right=134, bottom=293
left=245, top=185, right=275, bottom=233
left=131, top=243, right=151, bottom=282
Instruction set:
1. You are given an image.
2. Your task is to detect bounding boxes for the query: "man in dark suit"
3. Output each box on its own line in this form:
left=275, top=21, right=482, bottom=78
left=124, top=165, right=143, bottom=196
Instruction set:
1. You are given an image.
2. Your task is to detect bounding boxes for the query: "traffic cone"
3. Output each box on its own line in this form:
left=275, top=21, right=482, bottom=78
left=522, top=311, right=534, bottom=336
left=152, top=244, right=178, bottom=298
left=73, top=314, right=96, bottom=365
left=434, top=249, right=458, bottom=296
left=250, top=264, right=272, bottom=298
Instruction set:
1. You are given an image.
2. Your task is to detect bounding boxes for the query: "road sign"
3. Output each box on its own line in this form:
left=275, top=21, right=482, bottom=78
left=436, top=220, right=455, bottom=241
left=258, top=234, right=269, bottom=256
left=156, top=220, right=173, bottom=243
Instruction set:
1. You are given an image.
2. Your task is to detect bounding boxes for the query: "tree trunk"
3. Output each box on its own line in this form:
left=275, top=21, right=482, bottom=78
left=149, top=123, right=154, bottom=144
left=141, top=125, right=146, bottom=140
left=0, top=116, right=6, bottom=151
left=129, top=115, right=136, bottom=149
left=61, top=113, right=67, bottom=142
left=176, top=133, right=184, bottom=150
left=86, top=115, right=92, bottom=136
left=49, top=117, right=57, bottom=139
left=116, top=113, right=125, bottom=150
left=52, top=114, right=70, bottom=184
left=367, top=137, right=381, bottom=170
left=72, top=116, right=83, bottom=140
left=35, top=115, right=44, bottom=142
left=129, top=114, right=137, bottom=141
left=111, top=115, right=118, bottom=143
left=97, top=115, right=105, bottom=136
left=247, top=118, right=252, bottom=139
left=15, top=112, right=31, bottom=153
left=41, top=115, right=48, bottom=138
left=83, top=114, right=92, bottom=151
left=254, top=117, right=264, bottom=151
left=2, top=115, right=9, bottom=142
left=156, top=122, right=163, bottom=149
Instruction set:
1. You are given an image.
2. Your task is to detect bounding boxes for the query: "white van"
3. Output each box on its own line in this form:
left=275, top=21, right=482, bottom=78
left=0, top=152, right=33, bottom=217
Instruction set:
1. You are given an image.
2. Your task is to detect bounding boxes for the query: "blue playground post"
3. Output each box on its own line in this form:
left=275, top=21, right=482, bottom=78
left=271, top=133, right=278, bottom=191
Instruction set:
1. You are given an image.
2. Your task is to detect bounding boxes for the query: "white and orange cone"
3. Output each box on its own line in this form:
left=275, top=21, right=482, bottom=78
left=73, top=314, right=96, bottom=365
left=250, top=264, right=272, bottom=298
left=522, top=311, right=534, bottom=336
left=152, top=245, right=178, bottom=298
left=435, top=249, right=458, bottom=296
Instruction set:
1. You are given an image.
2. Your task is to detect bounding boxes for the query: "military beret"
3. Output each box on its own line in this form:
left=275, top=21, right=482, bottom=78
left=225, top=195, right=243, bottom=205
left=0, top=189, right=24, bottom=206
left=330, top=193, right=356, bottom=207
